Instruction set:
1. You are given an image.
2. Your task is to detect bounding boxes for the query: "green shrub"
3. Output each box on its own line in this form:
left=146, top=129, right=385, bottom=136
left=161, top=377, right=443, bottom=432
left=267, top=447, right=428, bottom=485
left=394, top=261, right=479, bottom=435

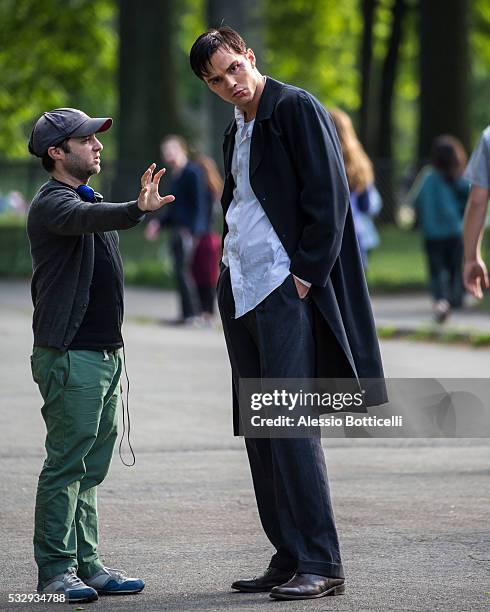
left=0, top=220, right=175, bottom=286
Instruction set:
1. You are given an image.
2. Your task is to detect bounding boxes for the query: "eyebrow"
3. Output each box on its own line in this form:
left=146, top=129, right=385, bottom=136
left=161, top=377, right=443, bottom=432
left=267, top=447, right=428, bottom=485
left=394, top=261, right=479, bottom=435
left=205, top=60, right=239, bottom=83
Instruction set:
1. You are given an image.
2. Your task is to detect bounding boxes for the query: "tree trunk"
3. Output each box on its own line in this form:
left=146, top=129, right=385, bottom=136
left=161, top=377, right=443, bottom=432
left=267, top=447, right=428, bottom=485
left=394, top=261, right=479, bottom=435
left=205, top=0, right=263, bottom=169
left=376, top=0, right=407, bottom=222
left=113, top=0, right=180, bottom=200
left=418, top=0, right=471, bottom=164
left=359, top=0, right=376, bottom=151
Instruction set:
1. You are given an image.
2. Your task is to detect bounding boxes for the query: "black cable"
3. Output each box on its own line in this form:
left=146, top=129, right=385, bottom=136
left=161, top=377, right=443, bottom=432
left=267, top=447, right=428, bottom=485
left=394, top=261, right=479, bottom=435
left=118, top=341, right=136, bottom=466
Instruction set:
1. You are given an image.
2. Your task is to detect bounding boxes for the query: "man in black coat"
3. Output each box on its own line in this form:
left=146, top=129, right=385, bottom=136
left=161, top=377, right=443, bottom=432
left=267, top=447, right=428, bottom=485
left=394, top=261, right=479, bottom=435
left=190, top=27, right=384, bottom=600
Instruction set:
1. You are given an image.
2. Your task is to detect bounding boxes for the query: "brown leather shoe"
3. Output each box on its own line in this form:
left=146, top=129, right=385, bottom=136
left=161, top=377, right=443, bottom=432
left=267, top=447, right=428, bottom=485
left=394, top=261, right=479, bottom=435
left=231, top=567, right=296, bottom=592
left=269, top=573, right=345, bottom=600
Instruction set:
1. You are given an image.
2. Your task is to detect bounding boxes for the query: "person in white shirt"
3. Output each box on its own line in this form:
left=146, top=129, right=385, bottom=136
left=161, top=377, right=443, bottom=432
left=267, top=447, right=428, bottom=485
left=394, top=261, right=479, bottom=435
left=463, top=126, right=490, bottom=298
left=190, top=27, right=385, bottom=601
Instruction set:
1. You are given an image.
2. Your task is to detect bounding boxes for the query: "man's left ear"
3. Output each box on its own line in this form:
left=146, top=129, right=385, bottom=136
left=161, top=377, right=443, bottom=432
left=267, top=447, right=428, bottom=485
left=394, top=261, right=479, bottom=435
left=247, top=48, right=256, bottom=69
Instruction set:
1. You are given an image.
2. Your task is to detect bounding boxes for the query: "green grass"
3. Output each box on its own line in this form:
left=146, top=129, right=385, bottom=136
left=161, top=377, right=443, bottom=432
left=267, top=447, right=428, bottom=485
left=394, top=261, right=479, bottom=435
left=470, top=332, right=490, bottom=347
left=377, top=325, right=490, bottom=347
left=118, top=227, right=174, bottom=288
left=0, top=221, right=176, bottom=287
left=376, top=325, right=399, bottom=339
left=367, top=226, right=427, bottom=293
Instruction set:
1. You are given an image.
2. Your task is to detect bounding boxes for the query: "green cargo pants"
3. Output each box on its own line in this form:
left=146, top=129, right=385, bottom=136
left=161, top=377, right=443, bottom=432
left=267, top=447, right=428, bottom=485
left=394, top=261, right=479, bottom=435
left=30, top=347, right=122, bottom=585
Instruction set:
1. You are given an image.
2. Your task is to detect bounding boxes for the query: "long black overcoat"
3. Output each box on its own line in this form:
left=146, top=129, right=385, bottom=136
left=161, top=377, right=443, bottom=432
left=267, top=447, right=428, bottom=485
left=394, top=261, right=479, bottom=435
left=220, top=77, right=386, bottom=431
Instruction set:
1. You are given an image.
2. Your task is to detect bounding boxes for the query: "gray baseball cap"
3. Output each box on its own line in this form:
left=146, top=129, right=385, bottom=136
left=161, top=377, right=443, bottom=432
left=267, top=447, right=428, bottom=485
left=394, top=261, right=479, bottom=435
left=28, top=108, right=112, bottom=157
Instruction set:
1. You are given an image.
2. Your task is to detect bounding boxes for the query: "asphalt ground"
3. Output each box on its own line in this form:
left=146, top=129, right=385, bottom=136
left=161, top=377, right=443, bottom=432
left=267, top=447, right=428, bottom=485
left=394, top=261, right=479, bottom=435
left=0, top=281, right=489, bottom=611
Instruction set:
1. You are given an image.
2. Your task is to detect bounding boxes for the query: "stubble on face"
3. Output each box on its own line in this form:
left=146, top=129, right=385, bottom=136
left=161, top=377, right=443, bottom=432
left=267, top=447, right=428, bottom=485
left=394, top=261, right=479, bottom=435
left=62, top=138, right=102, bottom=182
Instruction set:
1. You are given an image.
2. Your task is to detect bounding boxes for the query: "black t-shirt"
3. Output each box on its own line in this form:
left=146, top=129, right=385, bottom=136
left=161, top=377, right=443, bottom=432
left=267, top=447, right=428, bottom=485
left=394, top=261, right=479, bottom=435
left=69, top=232, right=123, bottom=351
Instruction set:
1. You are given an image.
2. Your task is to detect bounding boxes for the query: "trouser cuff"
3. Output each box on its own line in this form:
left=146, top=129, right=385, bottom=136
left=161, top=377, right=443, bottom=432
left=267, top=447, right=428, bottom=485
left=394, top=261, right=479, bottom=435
left=296, top=560, right=345, bottom=579
left=77, top=559, right=104, bottom=580
left=38, top=561, right=77, bottom=586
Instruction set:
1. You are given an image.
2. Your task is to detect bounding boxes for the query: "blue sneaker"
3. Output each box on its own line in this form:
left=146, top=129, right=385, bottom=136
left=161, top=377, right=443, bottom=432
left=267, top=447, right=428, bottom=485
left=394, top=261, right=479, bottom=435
left=84, top=567, right=145, bottom=595
left=37, top=567, right=98, bottom=603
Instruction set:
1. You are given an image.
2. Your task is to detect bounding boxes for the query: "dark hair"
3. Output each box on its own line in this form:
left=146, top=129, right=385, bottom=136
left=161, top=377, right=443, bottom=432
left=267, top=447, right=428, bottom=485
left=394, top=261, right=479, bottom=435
left=430, top=135, right=467, bottom=183
left=41, top=139, right=71, bottom=172
left=189, top=26, right=247, bottom=80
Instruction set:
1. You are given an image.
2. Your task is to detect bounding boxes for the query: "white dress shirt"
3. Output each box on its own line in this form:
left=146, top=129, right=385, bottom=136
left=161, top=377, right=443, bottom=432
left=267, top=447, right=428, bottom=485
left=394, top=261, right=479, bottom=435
left=222, top=105, right=295, bottom=318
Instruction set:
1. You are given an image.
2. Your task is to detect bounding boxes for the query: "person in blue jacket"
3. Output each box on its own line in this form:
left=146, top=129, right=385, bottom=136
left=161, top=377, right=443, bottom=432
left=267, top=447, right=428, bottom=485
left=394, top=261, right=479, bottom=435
left=145, top=135, right=207, bottom=323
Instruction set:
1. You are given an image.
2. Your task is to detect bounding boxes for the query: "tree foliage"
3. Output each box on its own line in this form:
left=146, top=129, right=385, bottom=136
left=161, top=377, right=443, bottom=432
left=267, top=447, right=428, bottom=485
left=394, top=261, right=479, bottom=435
left=264, top=0, right=361, bottom=111
left=470, top=0, right=490, bottom=142
left=1, top=0, right=490, bottom=172
left=0, top=0, right=116, bottom=158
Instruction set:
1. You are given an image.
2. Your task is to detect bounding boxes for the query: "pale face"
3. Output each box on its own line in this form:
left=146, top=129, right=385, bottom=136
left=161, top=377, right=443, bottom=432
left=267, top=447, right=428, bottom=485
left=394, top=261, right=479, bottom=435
left=51, top=134, right=103, bottom=182
left=161, top=139, right=187, bottom=170
left=204, top=47, right=263, bottom=114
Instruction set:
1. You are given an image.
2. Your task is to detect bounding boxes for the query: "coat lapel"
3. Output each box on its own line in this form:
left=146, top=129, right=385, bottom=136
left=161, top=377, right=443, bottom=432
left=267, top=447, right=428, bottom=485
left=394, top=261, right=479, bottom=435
left=223, top=120, right=237, bottom=177
left=221, top=121, right=237, bottom=212
left=249, top=77, right=284, bottom=178
left=249, top=121, right=264, bottom=178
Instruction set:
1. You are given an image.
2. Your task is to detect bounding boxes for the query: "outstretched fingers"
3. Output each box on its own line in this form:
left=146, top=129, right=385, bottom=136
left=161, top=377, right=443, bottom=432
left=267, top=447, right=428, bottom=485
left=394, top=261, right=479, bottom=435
left=141, top=163, right=156, bottom=188
left=160, top=194, right=175, bottom=205
left=152, top=167, right=166, bottom=185
left=150, top=167, right=174, bottom=205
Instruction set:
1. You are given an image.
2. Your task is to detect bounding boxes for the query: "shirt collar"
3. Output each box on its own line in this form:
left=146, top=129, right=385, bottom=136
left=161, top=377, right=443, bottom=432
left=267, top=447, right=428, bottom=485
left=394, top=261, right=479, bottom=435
left=234, top=106, right=249, bottom=131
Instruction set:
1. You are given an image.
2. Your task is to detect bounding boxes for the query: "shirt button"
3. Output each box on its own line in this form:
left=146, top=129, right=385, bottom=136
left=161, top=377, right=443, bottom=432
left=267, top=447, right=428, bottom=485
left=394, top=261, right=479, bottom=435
left=82, top=302, right=88, bottom=308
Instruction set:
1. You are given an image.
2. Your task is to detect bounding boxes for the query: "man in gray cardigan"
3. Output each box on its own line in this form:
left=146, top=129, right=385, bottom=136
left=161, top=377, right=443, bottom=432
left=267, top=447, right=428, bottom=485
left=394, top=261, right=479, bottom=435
left=27, top=108, right=174, bottom=604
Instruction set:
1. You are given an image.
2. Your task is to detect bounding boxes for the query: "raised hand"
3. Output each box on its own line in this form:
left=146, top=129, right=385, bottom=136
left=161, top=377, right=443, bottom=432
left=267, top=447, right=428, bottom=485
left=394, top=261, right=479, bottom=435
left=137, top=163, right=175, bottom=212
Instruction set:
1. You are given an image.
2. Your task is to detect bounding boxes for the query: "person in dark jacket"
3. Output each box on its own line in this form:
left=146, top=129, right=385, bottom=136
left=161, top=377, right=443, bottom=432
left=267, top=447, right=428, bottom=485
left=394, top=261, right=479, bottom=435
left=190, top=27, right=384, bottom=601
left=27, top=108, right=174, bottom=603
left=145, top=135, right=206, bottom=323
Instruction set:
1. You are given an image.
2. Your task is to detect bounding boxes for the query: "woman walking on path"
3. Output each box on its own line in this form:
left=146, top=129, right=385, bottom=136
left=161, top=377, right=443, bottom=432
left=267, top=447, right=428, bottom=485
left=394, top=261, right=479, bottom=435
left=409, top=135, right=470, bottom=322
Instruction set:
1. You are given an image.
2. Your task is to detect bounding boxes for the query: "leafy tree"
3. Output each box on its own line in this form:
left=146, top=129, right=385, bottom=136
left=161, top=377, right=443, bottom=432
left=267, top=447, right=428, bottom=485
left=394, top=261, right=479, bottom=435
left=0, top=0, right=116, bottom=158
left=204, top=0, right=263, bottom=166
left=469, top=0, right=490, bottom=143
left=113, top=0, right=181, bottom=199
left=418, top=0, right=471, bottom=162
left=359, top=0, right=376, bottom=147
left=264, top=0, right=361, bottom=111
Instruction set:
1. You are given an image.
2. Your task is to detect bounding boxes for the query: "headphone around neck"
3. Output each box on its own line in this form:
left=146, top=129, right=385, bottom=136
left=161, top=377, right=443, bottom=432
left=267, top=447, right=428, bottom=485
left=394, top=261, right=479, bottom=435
left=76, top=184, right=96, bottom=202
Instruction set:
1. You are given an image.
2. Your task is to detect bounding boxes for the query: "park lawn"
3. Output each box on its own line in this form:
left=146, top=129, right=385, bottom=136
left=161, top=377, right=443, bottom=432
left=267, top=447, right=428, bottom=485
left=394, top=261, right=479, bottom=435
left=367, top=226, right=427, bottom=293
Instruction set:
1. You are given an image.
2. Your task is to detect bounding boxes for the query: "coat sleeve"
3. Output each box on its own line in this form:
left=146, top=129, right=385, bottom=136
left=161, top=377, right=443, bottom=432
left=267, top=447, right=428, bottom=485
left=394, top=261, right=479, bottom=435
left=285, top=92, right=351, bottom=287
left=41, top=189, right=145, bottom=236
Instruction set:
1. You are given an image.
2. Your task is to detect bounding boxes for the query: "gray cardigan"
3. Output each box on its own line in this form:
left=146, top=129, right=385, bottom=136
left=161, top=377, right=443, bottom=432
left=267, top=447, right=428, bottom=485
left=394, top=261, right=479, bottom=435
left=27, top=179, right=145, bottom=350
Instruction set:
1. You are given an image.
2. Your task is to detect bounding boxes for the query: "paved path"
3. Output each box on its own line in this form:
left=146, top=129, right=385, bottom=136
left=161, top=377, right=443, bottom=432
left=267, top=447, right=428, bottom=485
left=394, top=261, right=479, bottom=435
left=3, top=279, right=490, bottom=332
left=372, top=293, right=490, bottom=333
left=0, top=280, right=489, bottom=611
